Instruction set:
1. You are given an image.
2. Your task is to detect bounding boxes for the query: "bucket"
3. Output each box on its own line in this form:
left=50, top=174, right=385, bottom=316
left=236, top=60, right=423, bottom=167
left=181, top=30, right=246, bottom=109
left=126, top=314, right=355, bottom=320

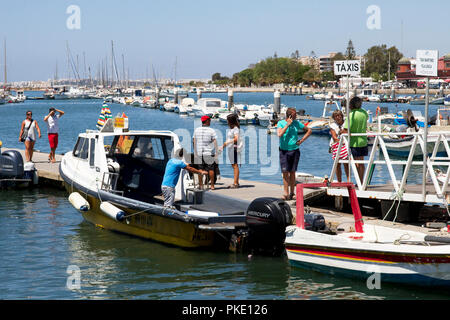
left=186, top=188, right=203, bottom=204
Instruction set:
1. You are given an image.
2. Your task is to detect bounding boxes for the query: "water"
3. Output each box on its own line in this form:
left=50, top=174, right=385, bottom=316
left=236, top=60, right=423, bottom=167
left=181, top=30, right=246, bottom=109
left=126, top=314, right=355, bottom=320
left=0, top=92, right=448, bottom=299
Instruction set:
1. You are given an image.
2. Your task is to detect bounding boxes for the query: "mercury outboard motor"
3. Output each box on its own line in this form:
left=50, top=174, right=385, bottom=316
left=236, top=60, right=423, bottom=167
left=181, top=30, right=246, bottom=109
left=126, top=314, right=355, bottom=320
left=0, top=150, right=24, bottom=178
left=245, top=197, right=293, bottom=256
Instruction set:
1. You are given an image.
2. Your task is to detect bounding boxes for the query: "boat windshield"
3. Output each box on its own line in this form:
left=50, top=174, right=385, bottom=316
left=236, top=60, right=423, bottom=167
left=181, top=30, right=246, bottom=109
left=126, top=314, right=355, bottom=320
left=206, top=101, right=220, bottom=108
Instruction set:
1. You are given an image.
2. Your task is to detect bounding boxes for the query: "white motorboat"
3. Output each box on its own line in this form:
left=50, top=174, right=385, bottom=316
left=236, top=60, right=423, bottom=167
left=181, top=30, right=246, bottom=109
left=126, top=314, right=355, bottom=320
left=174, top=98, right=194, bottom=115
left=60, top=117, right=292, bottom=253
left=286, top=182, right=450, bottom=287
left=163, top=101, right=177, bottom=112
left=191, top=98, right=223, bottom=118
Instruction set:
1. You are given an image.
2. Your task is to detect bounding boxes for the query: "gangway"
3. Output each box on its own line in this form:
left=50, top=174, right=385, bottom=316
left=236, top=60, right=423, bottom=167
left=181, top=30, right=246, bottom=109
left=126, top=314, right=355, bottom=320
left=328, top=129, right=450, bottom=207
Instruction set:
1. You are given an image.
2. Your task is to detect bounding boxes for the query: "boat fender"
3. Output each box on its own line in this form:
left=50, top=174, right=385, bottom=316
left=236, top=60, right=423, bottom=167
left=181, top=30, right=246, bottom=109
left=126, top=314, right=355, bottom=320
left=68, top=192, right=90, bottom=212
left=100, top=201, right=125, bottom=222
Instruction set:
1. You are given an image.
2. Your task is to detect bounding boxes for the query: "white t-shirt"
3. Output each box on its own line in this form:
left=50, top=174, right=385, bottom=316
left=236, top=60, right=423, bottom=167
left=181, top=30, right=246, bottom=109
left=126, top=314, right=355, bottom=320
left=47, top=114, right=60, bottom=134
left=193, top=126, right=217, bottom=156
left=24, top=119, right=37, bottom=140
left=226, top=127, right=243, bottom=152
left=329, top=122, right=343, bottom=146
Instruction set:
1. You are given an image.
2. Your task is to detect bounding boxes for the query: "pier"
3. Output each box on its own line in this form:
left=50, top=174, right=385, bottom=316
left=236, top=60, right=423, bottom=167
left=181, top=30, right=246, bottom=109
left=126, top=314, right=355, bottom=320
left=11, top=147, right=450, bottom=239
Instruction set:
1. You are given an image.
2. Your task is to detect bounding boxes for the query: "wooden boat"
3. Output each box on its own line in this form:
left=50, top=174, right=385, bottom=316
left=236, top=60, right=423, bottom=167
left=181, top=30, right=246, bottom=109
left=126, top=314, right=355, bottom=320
left=286, top=182, right=450, bottom=287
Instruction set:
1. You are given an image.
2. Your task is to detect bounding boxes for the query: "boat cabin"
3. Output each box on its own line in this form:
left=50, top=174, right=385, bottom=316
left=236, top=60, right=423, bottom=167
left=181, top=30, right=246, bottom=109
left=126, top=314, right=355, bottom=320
left=67, top=128, right=185, bottom=204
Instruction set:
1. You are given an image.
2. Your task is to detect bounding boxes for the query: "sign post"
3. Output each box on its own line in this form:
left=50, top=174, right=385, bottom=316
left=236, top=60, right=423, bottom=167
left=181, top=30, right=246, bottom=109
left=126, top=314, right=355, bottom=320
left=416, top=50, right=438, bottom=200
left=334, top=60, right=361, bottom=184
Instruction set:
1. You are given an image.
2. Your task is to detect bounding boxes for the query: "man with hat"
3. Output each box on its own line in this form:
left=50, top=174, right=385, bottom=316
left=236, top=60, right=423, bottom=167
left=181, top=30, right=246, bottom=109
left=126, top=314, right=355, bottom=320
left=193, top=115, right=218, bottom=190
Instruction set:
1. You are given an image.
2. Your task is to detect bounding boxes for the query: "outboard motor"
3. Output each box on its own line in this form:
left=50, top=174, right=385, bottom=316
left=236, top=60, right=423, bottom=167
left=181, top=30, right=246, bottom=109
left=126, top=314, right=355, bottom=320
left=0, top=150, right=24, bottom=179
left=245, top=197, right=293, bottom=256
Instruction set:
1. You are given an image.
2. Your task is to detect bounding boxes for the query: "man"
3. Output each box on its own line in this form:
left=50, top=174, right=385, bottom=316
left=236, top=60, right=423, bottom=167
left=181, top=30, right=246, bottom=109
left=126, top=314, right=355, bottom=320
left=44, top=107, right=64, bottom=163
left=277, top=108, right=312, bottom=200
left=193, top=115, right=218, bottom=190
left=343, top=96, right=368, bottom=182
left=161, top=148, right=208, bottom=208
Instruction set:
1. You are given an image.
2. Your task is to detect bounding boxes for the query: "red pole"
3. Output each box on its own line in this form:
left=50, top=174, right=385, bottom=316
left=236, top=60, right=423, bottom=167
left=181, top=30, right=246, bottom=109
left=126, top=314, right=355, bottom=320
left=294, top=182, right=364, bottom=233
left=348, top=185, right=364, bottom=233
left=296, top=183, right=305, bottom=229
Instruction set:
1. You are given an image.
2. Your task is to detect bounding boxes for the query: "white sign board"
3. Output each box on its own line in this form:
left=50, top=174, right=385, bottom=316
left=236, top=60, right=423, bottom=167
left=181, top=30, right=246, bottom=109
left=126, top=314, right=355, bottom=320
left=334, top=60, right=361, bottom=76
left=416, top=50, right=438, bottom=77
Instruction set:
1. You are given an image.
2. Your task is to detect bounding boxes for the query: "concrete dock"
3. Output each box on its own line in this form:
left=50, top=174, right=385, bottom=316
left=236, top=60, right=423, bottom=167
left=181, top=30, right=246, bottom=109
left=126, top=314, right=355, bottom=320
left=5, top=148, right=450, bottom=238
left=4, top=148, right=64, bottom=188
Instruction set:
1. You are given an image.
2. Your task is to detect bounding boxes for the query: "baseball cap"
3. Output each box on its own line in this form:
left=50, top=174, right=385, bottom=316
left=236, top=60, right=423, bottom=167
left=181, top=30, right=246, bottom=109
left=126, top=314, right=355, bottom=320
left=201, top=115, right=210, bottom=122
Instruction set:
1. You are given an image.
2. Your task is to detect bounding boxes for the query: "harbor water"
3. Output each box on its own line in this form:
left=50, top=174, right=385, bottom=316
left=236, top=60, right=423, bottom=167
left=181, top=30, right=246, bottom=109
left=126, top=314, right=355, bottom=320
left=0, top=91, right=448, bottom=299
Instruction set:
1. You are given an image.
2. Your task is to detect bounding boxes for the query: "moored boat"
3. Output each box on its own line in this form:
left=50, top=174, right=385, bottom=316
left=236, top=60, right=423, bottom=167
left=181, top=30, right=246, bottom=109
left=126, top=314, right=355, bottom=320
left=60, top=118, right=292, bottom=253
left=286, top=182, right=450, bottom=287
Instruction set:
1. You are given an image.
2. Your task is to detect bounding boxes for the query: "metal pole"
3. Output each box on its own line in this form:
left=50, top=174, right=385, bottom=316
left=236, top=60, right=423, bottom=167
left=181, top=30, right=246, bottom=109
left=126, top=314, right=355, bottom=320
left=422, top=77, right=429, bottom=200
left=347, top=75, right=351, bottom=183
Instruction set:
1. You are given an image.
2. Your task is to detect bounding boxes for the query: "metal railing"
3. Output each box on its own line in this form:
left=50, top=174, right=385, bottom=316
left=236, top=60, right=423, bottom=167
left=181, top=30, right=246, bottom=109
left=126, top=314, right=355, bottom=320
left=330, top=130, right=450, bottom=203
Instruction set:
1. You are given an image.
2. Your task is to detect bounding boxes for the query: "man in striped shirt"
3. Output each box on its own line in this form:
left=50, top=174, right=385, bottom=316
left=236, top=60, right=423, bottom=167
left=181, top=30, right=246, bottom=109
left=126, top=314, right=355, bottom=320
left=193, top=116, right=218, bottom=190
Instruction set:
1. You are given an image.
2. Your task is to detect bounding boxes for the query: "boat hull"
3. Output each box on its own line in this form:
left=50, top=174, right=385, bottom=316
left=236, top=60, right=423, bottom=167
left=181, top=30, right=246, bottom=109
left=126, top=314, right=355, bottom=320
left=62, top=181, right=215, bottom=248
left=285, top=226, right=450, bottom=287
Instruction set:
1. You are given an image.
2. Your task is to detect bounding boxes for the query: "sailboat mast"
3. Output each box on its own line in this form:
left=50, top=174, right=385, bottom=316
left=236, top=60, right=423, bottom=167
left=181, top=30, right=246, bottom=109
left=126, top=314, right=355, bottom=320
left=4, top=38, right=7, bottom=86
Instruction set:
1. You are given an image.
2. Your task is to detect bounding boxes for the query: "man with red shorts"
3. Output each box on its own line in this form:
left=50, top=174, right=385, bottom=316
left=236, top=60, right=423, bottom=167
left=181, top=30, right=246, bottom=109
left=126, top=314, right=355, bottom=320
left=44, top=107, right=64, bottom=163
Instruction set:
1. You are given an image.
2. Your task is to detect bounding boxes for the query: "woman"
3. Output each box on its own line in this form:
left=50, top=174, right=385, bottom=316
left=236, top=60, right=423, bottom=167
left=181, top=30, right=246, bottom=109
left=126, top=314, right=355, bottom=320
left=219, top=114, right=242, bottom=188
left=277, top=108, right=312, bottom=200
left=329, top=110, right=349, bottom=182
left=19, top=110, right=41, bottom=162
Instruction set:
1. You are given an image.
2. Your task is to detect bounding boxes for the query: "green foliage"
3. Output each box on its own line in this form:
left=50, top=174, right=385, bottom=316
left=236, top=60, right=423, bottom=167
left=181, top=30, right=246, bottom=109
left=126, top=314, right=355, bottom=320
left=362, top=45, right=403, bottom=79
left=230, top=57, right=311, bottom=86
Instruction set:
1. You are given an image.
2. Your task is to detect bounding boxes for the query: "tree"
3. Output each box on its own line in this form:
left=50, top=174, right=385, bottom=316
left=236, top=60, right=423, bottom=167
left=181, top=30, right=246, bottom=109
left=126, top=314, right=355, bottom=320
left=212, top=72, right=222, bottom=82
left=303, top=69, right=321, bottom=83
left=345, top=40, right=356, bottom=59
left=362, top=45, right=403, bottom=79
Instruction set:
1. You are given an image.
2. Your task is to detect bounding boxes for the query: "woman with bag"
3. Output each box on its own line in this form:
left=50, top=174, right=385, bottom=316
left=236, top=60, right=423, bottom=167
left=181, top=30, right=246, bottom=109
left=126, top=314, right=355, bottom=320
left=329, top=110, right=349, bottom=182
left=19, top=110, right=41, bottom=162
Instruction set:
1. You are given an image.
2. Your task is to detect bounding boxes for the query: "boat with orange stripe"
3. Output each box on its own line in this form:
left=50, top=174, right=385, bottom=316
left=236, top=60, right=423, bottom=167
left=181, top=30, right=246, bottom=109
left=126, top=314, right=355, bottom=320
left=285, top=182, right=450, bottom=287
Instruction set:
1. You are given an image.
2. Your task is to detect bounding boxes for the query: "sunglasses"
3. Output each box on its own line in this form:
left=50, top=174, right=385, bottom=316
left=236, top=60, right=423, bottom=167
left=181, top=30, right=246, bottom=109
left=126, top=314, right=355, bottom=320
left=26, top=113, right=32, bottom=116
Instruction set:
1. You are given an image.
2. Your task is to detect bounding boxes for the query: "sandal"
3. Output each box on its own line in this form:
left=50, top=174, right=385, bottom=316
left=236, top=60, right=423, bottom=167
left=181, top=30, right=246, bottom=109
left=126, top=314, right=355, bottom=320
left=228, top=184, right=239, bottom=189
left=290, top=193, right=296, bottom=200
left=282, top=194, right=290, bottom=201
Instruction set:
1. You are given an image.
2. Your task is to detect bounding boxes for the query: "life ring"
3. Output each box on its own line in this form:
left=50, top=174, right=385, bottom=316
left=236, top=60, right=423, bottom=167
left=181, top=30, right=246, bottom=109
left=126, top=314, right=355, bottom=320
left=375, top=106, right=381, bottom=117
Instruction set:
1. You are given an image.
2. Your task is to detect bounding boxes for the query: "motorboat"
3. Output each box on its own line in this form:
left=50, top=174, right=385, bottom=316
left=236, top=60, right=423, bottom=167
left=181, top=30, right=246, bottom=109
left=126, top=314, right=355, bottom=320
left=367, top=94, right=381, bottom=102
left=286, top=182, right=450, bottom=287
left=163, top=101, right=177, bottom=112
left=174, top=98, right=194, bottom=115
left=191, top=98, right=223, bottom=118
left=0, top=141, right=38, bottom=188
left=60, top=118, right=292, bottom=253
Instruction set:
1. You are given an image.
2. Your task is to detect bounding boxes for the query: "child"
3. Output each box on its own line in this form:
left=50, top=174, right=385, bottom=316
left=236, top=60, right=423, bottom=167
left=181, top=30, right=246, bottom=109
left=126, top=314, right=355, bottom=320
left=161, top=148, right=208, bottom=208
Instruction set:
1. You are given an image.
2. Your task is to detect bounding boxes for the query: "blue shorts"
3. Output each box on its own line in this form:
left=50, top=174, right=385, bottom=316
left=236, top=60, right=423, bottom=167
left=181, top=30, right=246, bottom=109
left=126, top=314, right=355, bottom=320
left=350, top=146, right=368, bottom=158
left=25, top=137, right=35, bottom=142
left=279, top=148, right=300, bottom=173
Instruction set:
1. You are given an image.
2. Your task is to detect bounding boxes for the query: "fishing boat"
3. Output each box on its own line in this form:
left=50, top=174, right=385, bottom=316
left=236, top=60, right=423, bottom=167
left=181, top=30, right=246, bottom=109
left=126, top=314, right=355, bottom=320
left=60, top=117, right=292, bottom=253
left=286, top=182, right=450, bottom=287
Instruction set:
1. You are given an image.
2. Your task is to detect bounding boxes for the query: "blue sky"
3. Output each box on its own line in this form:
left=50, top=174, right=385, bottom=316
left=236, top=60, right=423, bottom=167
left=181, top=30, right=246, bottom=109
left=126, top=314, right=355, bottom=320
left=1, top=0, right=449, bottom=81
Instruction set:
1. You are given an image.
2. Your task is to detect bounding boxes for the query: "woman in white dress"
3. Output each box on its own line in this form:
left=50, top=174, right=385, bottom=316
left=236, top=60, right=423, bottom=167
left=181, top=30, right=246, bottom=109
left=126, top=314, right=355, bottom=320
left=19, top=110, right=41, bottom=162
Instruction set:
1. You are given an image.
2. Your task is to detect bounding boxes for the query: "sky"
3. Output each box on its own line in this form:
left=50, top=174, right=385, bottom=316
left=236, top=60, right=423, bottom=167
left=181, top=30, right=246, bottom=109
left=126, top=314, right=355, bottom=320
left=0, top=0, right=449, bottom=82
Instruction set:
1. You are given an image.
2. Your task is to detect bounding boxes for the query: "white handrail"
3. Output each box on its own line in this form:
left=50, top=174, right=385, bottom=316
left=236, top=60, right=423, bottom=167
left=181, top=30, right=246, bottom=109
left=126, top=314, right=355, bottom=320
left=330, top=129, right=450, bottom=200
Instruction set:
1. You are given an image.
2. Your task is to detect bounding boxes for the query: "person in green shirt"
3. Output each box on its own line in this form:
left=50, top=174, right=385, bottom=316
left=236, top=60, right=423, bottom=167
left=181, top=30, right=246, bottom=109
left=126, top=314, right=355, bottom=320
left=277, top=108, right=312, bottom=200
left=342, top=96, right=368, bottom=182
